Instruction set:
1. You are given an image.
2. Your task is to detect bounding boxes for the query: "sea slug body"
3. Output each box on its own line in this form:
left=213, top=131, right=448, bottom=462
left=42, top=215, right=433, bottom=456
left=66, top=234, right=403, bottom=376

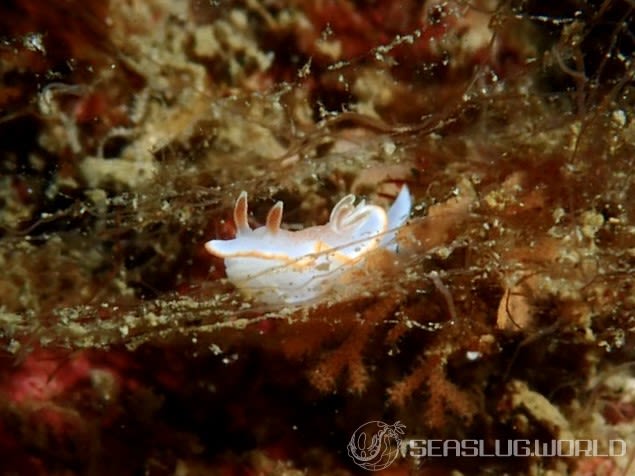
left=205, top=186, right=412, bottom=305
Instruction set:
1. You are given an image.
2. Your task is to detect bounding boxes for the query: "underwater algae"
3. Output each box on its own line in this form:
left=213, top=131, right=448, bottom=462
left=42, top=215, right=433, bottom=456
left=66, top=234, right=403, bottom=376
left=0, top=0, right=634, bottom=474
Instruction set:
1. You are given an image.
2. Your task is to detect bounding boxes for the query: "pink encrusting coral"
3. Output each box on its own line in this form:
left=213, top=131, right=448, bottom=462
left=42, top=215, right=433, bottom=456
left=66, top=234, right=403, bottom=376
left=4, top=350, right=94, bottom=403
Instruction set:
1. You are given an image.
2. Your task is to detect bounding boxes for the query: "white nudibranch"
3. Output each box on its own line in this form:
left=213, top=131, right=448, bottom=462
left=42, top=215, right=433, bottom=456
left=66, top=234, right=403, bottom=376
left=205, top=186, right=412, bottom=305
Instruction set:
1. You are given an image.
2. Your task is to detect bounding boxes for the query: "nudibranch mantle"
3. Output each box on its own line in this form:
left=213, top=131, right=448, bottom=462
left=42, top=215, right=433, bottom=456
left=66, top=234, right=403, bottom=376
left=205, top=186, right=411, bottom=305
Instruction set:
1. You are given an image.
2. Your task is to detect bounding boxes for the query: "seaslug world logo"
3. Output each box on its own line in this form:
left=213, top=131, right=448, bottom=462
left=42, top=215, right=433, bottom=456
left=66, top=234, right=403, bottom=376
left=347, top=420, right=406, bottom=471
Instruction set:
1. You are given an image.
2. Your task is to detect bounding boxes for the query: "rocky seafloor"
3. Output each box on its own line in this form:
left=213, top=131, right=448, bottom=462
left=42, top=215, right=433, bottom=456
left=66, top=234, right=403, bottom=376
left=0, top=1, right=633, bottom=474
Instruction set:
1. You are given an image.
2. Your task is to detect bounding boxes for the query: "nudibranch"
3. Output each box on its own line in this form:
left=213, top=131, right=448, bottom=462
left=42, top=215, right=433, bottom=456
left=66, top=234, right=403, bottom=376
left=205, top=186, right=412, bottom=305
